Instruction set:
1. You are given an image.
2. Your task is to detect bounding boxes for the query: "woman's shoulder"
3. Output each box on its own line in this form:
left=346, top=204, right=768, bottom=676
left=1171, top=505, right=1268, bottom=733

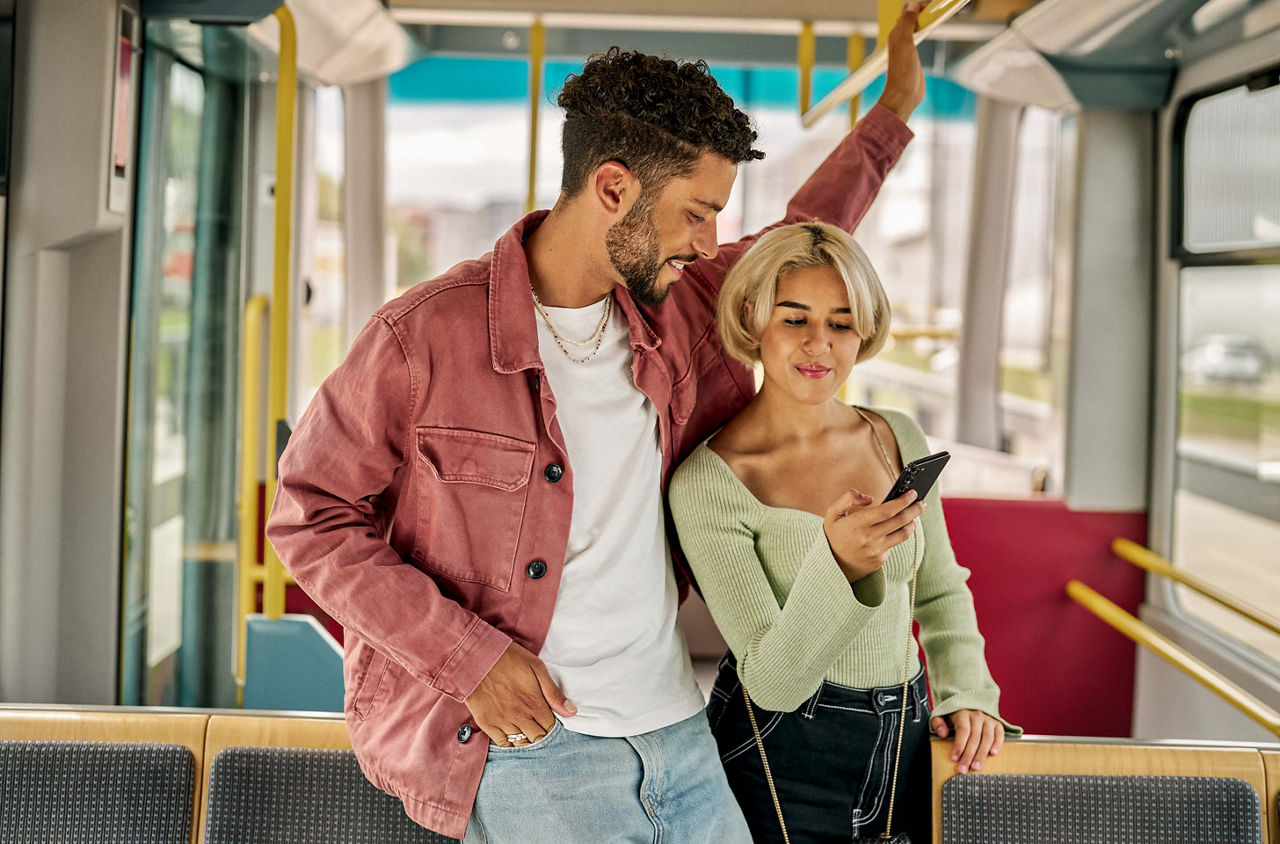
left=672, top=440, right=735, bottom=494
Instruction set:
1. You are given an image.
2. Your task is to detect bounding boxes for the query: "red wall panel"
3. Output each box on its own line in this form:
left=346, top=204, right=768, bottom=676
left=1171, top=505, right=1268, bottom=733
left=942, top=497, right=1147, bottom=738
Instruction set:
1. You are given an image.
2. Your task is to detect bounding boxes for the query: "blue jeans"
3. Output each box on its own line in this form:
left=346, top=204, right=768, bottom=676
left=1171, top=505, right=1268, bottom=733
left=462, top=710, right=750, bottom=843
left=706, top=653, right=932, bottom=844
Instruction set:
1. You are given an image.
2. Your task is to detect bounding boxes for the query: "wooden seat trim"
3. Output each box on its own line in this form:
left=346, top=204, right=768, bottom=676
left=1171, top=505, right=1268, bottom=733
left=1263, top=750, right=1280, bottom=844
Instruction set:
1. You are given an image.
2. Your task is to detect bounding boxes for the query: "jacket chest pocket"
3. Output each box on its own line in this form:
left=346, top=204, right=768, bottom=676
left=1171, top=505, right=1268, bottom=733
left=414, top=427, right=535, bottom=591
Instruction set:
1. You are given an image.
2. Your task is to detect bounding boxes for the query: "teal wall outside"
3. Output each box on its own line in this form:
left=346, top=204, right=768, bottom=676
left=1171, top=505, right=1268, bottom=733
left=389, top=55, right=975, bottom=121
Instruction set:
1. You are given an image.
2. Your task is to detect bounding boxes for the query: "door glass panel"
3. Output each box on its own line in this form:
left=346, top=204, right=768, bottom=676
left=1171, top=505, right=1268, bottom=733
left=122, top=25, right=250, bottom=706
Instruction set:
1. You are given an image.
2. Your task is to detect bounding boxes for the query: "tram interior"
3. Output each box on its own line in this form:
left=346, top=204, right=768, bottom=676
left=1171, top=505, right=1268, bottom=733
left=0, top=0, right=1278, bottom=841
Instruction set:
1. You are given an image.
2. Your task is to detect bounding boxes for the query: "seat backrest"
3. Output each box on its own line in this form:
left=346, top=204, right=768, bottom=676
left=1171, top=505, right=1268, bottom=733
left=941, top=772, right=1261, bottom=843
left=203, top=745, right=453, bottom=844
left=932, top=737, right=1269, bottom=844
left=0, top=708, right=209, bottom=844
left=200, top=714, right=453, bottom=843
left=0, top=740, right=197, bottom=844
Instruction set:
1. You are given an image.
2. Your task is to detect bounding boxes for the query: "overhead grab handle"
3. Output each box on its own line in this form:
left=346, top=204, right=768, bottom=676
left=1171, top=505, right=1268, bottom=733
left=801, top=0, right=972, bottom=129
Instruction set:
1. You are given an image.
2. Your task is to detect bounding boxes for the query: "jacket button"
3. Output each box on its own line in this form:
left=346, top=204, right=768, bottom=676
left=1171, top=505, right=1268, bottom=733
left=527, top=559, right=547, bottom=579
left=457, top=724, right=472, bottom=743
left=544, top=464, right=563, bottom=483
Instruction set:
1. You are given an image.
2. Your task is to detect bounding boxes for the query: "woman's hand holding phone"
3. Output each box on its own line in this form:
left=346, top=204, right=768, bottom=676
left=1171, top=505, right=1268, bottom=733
left=823, top=488, right=926, bottom=582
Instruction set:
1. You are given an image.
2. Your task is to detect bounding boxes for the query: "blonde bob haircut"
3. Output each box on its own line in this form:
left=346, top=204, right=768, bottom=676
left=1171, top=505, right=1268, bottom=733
left=716, top=221, right=890, bottom=367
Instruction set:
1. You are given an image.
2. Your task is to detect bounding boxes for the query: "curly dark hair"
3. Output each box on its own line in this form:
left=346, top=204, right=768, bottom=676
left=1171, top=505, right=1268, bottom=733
left=556, top=47, right=764, bottom=199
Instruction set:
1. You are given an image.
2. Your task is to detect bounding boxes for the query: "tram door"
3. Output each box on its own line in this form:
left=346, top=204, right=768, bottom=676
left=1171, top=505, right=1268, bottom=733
left=120, top=21, right=259, bottom=707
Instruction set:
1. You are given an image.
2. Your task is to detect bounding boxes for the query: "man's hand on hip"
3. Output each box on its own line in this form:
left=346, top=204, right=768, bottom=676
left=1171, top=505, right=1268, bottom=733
left=464, top=642, right=578, bottom=747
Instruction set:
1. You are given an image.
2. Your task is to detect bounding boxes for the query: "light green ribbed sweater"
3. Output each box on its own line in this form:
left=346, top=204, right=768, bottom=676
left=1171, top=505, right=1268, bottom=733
left=670, top=407, right=1020, bottom=733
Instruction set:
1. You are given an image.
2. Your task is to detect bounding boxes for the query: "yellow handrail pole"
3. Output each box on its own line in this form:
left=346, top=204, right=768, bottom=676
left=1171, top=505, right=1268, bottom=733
left=1066, top=580, right=1280, bottom=738
left=526, top=19, right=545, bottom=215
left=263, top=4, right=297, bottom=621
left=876, top=0, right=899, bottom=49
left=1112, top=538, right=1280, bottom=637
left=847, top=33, right=865, bottom=131
left=236, top=295, right=269, bottom=698
left=798, top=22, right=816, bottom=116
left=801, top=0, right=972, bottom=128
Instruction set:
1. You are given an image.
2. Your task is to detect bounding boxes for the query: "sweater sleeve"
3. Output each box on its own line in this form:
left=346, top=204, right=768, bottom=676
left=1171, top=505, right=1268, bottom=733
left=880, top=410, right=1023, bottom=735
left=670, top=447, right=886, bottom=712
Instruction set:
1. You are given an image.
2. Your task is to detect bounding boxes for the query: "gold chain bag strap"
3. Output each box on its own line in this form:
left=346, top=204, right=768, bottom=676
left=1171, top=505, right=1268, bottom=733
left=743, top=409, right=920, bottom=844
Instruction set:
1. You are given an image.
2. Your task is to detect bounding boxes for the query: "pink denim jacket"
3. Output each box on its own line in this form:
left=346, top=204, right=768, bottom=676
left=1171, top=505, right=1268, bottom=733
left=266, top=103, right=911, bottom=839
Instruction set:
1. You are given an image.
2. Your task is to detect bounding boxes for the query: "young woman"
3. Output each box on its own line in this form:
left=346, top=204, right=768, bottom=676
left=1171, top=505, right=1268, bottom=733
left=670, top=222, right=1019, bottom=843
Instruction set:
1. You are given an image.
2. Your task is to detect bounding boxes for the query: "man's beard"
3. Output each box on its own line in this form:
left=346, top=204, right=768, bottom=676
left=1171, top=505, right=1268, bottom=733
left=605, top=194, right=668, bottom=307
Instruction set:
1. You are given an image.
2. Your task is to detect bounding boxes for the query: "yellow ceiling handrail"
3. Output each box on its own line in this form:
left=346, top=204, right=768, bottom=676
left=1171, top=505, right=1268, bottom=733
left=801, top=0, right=973, bottom=129
left=798, top=21, right=816, bottom=115
left=263, top=3, right=297, bottom=622
left=1066, top=580, right=1280, bottom=739
left=1112, top=538, right=1280, bottom=638
left=847, top=32, right=866, bottom=130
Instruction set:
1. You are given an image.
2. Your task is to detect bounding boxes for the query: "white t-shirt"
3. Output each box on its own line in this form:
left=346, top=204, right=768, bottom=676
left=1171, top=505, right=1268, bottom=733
left=533, top=293, right=706, bottom=737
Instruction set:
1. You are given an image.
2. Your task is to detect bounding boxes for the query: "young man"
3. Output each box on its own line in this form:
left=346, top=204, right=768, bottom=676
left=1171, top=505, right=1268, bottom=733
left=267, top=6, right=925, bottom=840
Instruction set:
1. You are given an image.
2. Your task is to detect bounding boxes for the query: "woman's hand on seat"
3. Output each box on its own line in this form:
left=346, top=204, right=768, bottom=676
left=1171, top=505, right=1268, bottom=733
left=823, top=489, right=925, bottom=581
left=932, top=709, right=1005, bottom=773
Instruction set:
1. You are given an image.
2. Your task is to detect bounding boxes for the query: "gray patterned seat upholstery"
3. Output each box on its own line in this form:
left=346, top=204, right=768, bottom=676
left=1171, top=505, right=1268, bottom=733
left=0, top=740, right=195, bottom=844
left=204, top=746, right=457, bottom=843
left=941, top=773, right=1262, bottom=844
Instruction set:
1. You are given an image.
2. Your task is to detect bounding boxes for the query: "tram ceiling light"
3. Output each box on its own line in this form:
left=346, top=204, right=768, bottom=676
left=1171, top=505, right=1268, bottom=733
left=995, top=0, right=1168, bottom=55
left=247, top=0, right=420, bottom=86
left=954, top=39, right=1079, bottom=111
left=952, top=0, right=1213, bottom=110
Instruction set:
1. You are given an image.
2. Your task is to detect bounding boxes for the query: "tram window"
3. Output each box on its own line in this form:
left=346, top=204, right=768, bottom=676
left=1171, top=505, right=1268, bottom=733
left=387, top=57, right=532, bottom=297
left=383, top=55, right=1063, bottom=497
left=997, top=106, right=1066, bottom=489
left=1173, top=267, right=1280, bottom=662
left=781, top=76, right=978, bottom=447
left=1182, top=79, right=1280, bottom=252
left=1172, top=76, right=1280, bottom=663
left=296, top=86, right=346, bottom=413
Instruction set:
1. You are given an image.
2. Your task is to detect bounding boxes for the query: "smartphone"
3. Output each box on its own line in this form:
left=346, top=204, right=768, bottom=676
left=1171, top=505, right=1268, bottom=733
left=883, top=451, right=950, bottom=504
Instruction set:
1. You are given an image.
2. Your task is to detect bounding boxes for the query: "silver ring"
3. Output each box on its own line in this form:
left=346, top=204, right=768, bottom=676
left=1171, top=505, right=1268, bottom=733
left=506, top=732, right=527, bottom=742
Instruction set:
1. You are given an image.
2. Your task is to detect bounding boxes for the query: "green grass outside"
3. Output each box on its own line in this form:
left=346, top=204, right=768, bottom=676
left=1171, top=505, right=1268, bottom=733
left=1179, top=388, right=1280, bottom=441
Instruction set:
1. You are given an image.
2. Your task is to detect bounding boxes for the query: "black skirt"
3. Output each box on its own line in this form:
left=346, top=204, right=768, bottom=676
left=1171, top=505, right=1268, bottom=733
left=705, top=652, right=932, bottom=844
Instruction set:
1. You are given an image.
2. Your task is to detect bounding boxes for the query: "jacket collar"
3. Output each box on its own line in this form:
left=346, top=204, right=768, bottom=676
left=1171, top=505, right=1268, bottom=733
left=488, top=211, right=660, bottom=375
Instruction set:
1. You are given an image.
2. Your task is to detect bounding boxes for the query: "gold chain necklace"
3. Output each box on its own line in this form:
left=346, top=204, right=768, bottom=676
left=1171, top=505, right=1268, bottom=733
left=530, top=285, right=612, bottom=364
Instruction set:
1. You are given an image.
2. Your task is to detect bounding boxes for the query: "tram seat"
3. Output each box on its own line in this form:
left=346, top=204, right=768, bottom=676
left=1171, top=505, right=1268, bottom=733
left=932, top=737, right=1271, bottom=843
left=199, top=714, right=456, bottom=844
left=0, top=709, right=207, bottom=844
